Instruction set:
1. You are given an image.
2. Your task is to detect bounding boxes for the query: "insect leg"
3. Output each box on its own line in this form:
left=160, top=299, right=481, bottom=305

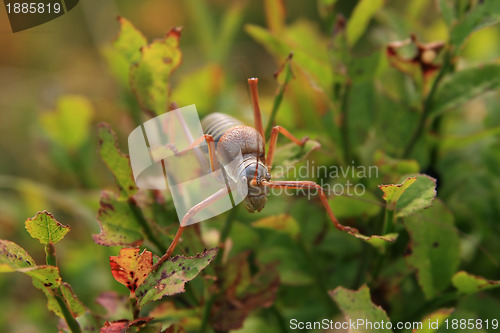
left=169, top=134, right=218, bottom=172
left=261, top=180, right=359, bottom=234
left=266, top=126, right=309, bottom=169
left=154, top=187, right=229, bottom=270
left=248, top=78, right=265, bottom=147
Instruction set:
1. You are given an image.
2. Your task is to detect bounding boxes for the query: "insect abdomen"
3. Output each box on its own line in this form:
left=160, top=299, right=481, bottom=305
left=201, top=113, right=243, bottom=142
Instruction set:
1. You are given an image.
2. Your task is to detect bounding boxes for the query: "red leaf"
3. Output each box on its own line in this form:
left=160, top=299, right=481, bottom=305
left=100, top=317, right=153, bottom=333
left=109, top=248, right=153, bottom=296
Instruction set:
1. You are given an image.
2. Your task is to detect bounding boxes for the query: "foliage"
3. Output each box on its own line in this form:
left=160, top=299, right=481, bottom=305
left=1, top=0, right=500, bottom=332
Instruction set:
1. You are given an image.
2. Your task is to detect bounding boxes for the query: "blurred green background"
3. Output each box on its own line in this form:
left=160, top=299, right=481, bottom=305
left=1, top=0, right=500, bottom=332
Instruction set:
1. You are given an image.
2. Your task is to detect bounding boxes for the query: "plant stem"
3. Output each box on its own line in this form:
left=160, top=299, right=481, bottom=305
left=200, top=207, right=239, bottom=333
left=382, top=209, right=395, bottom=235
left=264, top=54, right=294, bottom=140
left=370, top=208, right=395, bottom=282
left=340, top=81, right=352, bottom=164
left=130, top=296, right=140, bottom=320
left=128, top=199, right=167, bottom=254
left=45, top=243, right=57, bottom=266
left=216, top=206, right=239, bottom=264
left=54, top=288, right=82, bottom=333
left=43, top=241, right=82, bottom=333
left=402, top=52, right=452, bottom=158
left=351, top=241, right=370, bottom=289
left=200, top=289, right=217, bottom=333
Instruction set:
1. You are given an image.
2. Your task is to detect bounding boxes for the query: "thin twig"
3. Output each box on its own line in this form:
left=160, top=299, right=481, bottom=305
left=402, top=51, right=452, bottom=158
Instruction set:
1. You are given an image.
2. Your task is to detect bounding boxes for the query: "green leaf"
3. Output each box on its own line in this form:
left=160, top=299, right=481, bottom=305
left=171, top=64, right=224, bottom=112
left=452, top=271, right=500, bottom=294
left=40, top=95, right=94, bottom=150
left=33, top=281, right=86, bottom=318
left=450, top=0, right=500, bottom=49
left=352, top=232, right=398, bottom=251
left=136, top=248, right=218, bottom=307
left=130, top=27, right=182, bottom=115
left=432, top=64, right=500, bottom=116
left=93, top=191, right=143, bottom=246
left=329, top=191, right=382, bottom=219
left=329, top=285, right=392, bottom=333
left=374, top=150, right=420, bottom=182
left=245, top=23, right=333, bottom=95
left=148, top=301, right=200, bottom=330
left=395, top=174, right=437, bottom=218
left=441, top=126, right=500, bottom=153
left=0, top=240, right=62, bottom=287
left=213, top=0, right=247, bottom=62
left=19, top=265, right=62, bottom=288
left=97, top=123, right=137, bottom=197
left=346, top=0, right=385, bottom=47
left=102, top=16, right=148, bottom=86
left=363, top=233, right=399, bottom=251
left=264, top=0, right=286, bottom=33
left=25, top=211, right=70, bottom=245
left=270, top=140, right=320, bottom=177
left=252, top=214, right=300, bottom=238
left=0, top=239, right=35, bottom=271
left=438, top=0, right=456, bottom=26
left=378, top=177, right=417, bottom=210
left=404, top=200, right=460, bottom=299
left=414, top=308, right=454, bottom=333
left=112, top=17, right=147, bottom=65
left=184, top=0, right=216, bottom=58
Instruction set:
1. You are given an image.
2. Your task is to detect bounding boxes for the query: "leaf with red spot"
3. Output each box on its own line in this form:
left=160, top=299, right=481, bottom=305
left=136, top=248, right=218, bottom=307
left=130, top=27, right=183, bottom=116
left=163, top=324, right=186, bottom=333
left=100, top=317, right=153, bottom=333
left=93, top=191, right=143, bottom=247
left=109, top=248, right=153, bottom=296
left=101, top=16, right=147, bottom=87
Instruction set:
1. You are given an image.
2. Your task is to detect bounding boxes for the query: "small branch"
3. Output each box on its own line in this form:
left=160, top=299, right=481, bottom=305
left=45, top=243, right=57, bottom=267
left=200, top=290, right=217, bottom=333
left=43, top=240, right=81, bottom=332
left=54, top=289, right=82, bottom=333
left=129, top=296, right=140, bottom=320
left=200, top=207, right=239, bottom=333
left=382, top=209, right=395, bottom=235
left=265, top=53, right=294, bottom=140
left=340, top=80, right=352, bottom=164
left=402, top=51, right=452, bottom=158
